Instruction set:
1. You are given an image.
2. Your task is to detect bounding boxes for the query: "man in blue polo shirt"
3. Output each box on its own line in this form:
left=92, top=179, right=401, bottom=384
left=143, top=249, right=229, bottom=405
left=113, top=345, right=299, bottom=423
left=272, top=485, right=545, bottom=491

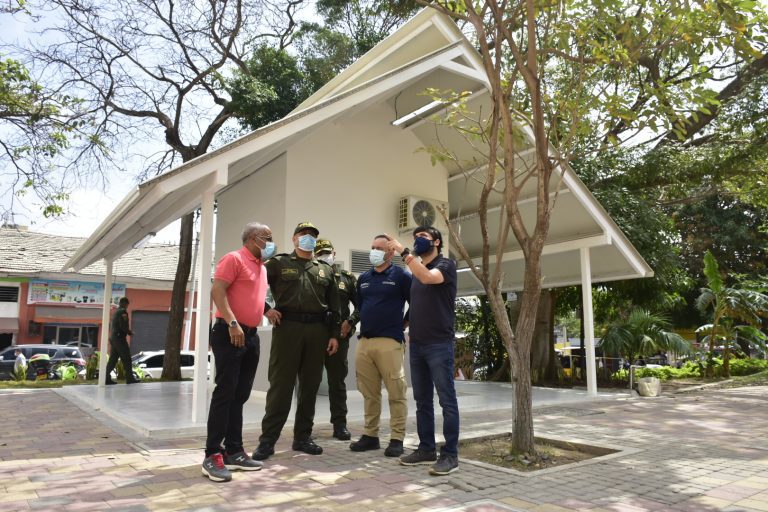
left=387, top=227, right=459, bottom=476
left=349, top=234, right=411, bottom=458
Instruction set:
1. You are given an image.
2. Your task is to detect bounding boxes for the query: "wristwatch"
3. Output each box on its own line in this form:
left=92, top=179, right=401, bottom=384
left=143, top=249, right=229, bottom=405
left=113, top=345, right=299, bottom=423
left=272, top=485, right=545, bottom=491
left=400, top=248, right=410, bottom=258
left=229, top=319, right=238, bottom=328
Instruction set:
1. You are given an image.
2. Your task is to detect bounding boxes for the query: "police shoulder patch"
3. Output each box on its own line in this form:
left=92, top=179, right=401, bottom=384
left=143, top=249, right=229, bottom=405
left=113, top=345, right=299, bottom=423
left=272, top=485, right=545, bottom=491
left=338, top=282, right=346, bottom=290
left=281, top=268, right=299, bottom=275
left=318, top=268, right=326, bottom=278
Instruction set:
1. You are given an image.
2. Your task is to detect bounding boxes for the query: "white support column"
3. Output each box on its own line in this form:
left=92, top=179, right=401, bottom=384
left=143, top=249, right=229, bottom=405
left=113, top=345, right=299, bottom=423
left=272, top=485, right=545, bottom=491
left=192, top=187, right=215, bottom=423
left=98, top=259, right=114, bottom=388
left=183, top=232, right=200, bottom=351
left=580, top=247, right=598, bottom=397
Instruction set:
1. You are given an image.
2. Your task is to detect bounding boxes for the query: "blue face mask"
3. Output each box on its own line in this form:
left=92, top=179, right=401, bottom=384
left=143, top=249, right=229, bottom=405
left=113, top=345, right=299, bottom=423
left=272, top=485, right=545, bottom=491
left=261, top=241, right=276, bottom=260
left=298, top=234, right=317, bottom=252
left=413, top=236, right=434, bottom=255
left=369, top=249, right=386, bottom=267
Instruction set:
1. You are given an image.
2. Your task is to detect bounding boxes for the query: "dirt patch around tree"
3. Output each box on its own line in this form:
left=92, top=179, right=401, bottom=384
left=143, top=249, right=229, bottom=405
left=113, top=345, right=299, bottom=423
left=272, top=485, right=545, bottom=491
left=459, top=434, right=618, bottom=472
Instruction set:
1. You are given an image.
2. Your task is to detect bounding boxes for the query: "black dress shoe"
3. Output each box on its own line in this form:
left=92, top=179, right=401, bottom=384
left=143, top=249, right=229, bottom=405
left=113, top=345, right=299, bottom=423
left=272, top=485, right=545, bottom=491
left=292, top=438, right=323, bottom=455
left=252, top=442, right=275, bottom=461
left=384, top=439, right=404, bottom=457
left=349, top=435, right=380, bottom=452
left=333, top=425, right=351, bottom=441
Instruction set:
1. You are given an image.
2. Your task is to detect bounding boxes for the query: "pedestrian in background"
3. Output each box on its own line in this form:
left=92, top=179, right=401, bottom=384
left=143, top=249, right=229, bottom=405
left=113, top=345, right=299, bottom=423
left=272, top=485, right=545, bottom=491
left=105, top=297, right=138, bottom=385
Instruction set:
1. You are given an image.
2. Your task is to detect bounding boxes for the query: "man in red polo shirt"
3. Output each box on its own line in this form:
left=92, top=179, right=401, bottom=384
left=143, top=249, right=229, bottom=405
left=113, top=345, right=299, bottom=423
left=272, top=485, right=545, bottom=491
left=202, top=222, right=275, bottom=482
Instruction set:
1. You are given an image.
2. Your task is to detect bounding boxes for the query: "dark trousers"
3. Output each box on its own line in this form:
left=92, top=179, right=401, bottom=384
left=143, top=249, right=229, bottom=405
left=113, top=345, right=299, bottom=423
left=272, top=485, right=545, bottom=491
left=106, top=336, right=132, bottom=380
left=205, top=323, right=260, bottom=456
left=259, top=321, right=328, bottom=444
left=324, top=336, right=349, bottom=427
left=410, top=341, right=460, bottom=456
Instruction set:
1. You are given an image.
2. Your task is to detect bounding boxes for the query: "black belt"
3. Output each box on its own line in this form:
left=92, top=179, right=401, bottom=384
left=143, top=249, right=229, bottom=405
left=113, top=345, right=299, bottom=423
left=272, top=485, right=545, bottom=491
left=361, top=333, right=405, bottom=344
left=280, top=311, right=326, bottom=324
left=215, top=318, right=258, bottom=336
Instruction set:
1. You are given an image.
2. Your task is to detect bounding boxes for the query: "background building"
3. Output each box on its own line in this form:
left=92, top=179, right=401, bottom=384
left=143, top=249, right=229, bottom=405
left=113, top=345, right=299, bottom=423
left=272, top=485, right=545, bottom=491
left=0, top=225, right=195, bottom=353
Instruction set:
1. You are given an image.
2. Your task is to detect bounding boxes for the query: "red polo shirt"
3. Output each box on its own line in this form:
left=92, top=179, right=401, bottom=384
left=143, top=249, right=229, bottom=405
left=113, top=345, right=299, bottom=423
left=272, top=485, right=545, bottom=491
left=213, top=246, right=267, bottom=327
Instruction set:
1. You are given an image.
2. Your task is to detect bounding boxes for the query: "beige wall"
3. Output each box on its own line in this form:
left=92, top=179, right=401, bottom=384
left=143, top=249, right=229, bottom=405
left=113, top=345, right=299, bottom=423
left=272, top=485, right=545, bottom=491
left=215, top=153, right=288, bottom=262
left=285, top=103, right=450, bottom=267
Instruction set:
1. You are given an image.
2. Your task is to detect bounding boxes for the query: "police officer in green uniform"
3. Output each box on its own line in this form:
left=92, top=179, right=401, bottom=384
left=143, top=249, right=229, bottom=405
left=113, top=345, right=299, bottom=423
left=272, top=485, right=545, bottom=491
left=314, top=238, right=358, bottom=441
left=252, top=222, right=341, bottom=460
left=105, top=297, right=138, bottom=385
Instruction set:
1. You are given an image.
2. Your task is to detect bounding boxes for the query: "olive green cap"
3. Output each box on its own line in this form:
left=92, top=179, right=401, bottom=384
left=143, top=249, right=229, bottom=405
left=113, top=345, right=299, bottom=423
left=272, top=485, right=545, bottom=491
left=294, top=221, right=319, bottom=236
left=314, top=238, right=334, bottom=254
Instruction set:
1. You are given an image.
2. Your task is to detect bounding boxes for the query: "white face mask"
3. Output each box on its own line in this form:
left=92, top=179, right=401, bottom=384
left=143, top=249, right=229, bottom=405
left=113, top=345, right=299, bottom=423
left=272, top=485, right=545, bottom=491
left=317, top=253, right=335, bottom=266
left=369, top=249, right=386, bottom=267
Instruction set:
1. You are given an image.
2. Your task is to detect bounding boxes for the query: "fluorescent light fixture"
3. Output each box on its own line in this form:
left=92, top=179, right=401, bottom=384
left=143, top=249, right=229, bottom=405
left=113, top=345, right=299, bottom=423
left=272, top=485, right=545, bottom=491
left=391, top=89, right=483, bottom=128
left=391, top=99, right=446, bottom=127
left=132, top=231, right=156, bottom=249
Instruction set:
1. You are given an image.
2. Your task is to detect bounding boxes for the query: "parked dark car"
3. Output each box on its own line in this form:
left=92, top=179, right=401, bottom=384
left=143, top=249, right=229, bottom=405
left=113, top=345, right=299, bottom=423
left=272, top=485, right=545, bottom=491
left=0, top=344, right=87, bottom=380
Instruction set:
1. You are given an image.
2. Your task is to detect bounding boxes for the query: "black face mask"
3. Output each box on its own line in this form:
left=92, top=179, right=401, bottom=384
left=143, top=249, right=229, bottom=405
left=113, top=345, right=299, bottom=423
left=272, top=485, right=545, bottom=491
left=413, top=236, right=434, bottom=255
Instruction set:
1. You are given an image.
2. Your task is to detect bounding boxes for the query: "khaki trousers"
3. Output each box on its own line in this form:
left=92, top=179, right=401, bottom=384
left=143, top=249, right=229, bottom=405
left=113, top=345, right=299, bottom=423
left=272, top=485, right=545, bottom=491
left=354, top=337, right=408, bottom=441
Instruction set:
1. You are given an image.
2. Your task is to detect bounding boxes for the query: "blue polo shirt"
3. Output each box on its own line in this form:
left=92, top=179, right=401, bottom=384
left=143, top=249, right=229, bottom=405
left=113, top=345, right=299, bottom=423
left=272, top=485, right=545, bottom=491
left=357, top=263, right=411, bottom=342
left=408, top=254, right=457, bottom=344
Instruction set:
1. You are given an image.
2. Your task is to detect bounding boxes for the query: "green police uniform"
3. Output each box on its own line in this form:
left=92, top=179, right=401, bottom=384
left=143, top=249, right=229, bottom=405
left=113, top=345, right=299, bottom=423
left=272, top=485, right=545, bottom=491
left=106, top=303, right=136, bottom=383
left=259, top=250, right=342, bottom=445
left=325, top=263, right=357, bottom=429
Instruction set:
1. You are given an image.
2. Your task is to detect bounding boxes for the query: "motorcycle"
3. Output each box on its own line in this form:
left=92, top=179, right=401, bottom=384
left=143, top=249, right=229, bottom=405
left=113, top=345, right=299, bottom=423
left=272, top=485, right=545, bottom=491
left=27, top=354, right=83, bottom=381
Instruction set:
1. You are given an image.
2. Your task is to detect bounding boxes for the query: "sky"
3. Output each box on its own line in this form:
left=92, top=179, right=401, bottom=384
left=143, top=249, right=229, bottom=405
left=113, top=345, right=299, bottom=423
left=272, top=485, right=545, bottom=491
left=1, top=2, right=322, bottom=244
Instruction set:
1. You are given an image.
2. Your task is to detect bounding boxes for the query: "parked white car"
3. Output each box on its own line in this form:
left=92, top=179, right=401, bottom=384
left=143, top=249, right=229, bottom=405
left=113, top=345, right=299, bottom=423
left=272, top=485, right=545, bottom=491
left=131, top=350, right=203, bottom=379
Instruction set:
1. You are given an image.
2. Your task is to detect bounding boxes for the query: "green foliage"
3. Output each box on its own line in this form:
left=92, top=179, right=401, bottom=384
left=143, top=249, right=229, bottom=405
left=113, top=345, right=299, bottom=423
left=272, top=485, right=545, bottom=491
left=729, top=357, right=768, bottom=376
left=11, top=363, right=27, bottom=381
left=601, top=308, right=693, bottom=363
left=613, top=358, right=768, bottom=381
left=635, top=364, right=701, bottom=381
left=314, top=0, right=419, bottom=57
left=455, top=296, right=509, bottom=381
left=231, top=1, right=419, bottom=132
left=86, top=352, right=99, bottom=380
left=696, top=251, right=768, bottom=377
left=0, top=54, right=92, bottom=217
left=228, top=45, right=308, bottom=131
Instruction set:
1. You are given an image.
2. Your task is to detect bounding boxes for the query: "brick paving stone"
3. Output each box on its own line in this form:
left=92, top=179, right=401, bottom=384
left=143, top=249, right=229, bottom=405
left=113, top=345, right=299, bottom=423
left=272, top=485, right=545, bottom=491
left=4, top=386, right=768, bottom=511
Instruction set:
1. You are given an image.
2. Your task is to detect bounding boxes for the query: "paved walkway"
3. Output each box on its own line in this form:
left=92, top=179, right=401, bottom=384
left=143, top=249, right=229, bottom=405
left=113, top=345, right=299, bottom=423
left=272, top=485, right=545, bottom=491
left=0, top=385, right=767, bottom=511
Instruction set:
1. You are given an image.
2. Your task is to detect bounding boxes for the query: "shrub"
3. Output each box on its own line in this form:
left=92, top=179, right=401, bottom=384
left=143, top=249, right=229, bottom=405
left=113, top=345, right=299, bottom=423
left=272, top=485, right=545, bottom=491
left=86, top=352, right=100, bottom=380
left=729, top=358, right=768, bottom=376
left=11, top=364, right=27, bottom=381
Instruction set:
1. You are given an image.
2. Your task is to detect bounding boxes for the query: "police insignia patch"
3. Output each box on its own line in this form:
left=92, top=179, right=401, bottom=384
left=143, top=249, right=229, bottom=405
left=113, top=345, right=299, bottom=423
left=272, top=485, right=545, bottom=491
left=339, top=282, right=346, bottom=290
left=318, top=269, right=325, bottom=278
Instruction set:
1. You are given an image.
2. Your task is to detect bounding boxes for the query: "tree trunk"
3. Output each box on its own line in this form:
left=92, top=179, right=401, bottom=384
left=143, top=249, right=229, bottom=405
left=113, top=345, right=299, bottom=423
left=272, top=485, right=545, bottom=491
left=161, top=213, right=194, bottom=380
left=530, top=290, right=552, bottom=384
left=510, top=254, right=543, bottom=454
left=723, top=344, right=731, bottom=378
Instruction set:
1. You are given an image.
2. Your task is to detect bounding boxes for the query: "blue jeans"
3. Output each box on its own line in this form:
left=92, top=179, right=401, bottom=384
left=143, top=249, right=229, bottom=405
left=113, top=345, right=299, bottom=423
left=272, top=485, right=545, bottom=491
left=409, top=342, right=460, bottom=456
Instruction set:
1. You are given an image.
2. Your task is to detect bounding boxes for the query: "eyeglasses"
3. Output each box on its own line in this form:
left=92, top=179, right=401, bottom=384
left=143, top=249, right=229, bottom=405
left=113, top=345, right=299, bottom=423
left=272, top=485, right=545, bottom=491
left=254, top=235, right=273, bottom=242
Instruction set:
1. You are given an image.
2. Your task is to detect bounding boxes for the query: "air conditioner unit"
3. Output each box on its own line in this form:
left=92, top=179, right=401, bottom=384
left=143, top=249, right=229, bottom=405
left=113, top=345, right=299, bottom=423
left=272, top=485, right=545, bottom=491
left=397, top=196, right=449, bottom=232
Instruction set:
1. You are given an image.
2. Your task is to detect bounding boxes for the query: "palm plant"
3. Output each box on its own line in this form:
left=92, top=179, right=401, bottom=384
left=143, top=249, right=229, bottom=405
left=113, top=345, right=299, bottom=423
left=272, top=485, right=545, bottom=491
left=601, top=308, right=692, bottom=365
left=695, top=251, right=768, bottom=378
